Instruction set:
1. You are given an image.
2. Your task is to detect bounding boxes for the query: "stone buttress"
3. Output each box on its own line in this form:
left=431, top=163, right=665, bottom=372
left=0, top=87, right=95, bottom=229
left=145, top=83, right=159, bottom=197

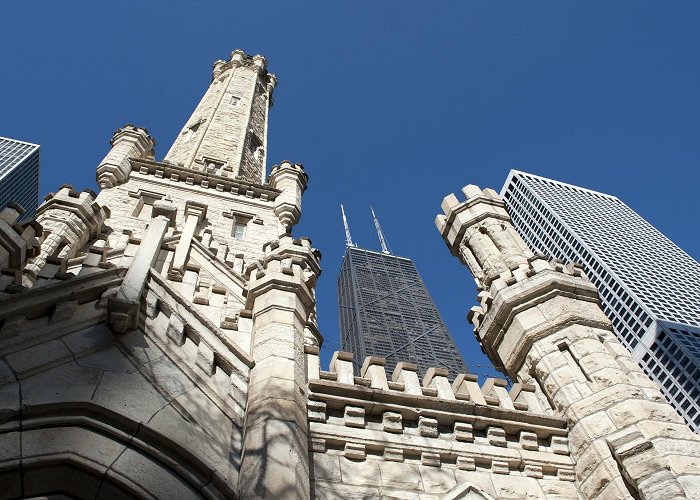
left=0, top=50, right=316, bottom=499
left=437, top=184, right=700, bottom=499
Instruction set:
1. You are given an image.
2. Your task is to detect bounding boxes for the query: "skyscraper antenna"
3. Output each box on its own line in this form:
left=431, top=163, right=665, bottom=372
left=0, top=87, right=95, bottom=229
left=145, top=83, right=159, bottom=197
left=371, top=205, right=391, bottom=254
left=341, top=204, right=355, bottom=247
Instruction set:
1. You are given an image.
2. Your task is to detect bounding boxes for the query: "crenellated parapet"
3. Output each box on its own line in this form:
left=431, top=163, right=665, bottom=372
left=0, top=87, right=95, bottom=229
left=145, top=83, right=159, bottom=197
left=244, top=234, right=321, bottom=309
left=268, top=161, right=308, bottom=232
left=305, top=350, right=580, bottom=498
left=307, top=350, right=553, bottom=417
left=438, top=184, right=700, bottom=499
left=25, top=185, right=110, bottom=279
left=96, top=125, right=156, bottom=189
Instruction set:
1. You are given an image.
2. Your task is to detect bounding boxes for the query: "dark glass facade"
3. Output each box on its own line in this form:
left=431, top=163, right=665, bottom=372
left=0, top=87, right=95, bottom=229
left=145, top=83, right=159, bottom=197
left=337, top=246, right=467, bottom=379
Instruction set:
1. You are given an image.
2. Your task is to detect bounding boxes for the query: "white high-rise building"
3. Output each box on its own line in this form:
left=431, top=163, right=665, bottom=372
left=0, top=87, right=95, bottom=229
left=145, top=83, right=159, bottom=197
left=501, top=170, right=700, bottom=432
left=0, top=136, right=40, bottom=219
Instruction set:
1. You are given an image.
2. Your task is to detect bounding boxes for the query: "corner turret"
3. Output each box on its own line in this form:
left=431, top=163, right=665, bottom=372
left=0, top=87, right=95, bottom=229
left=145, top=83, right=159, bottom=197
left=438, top=183, right=700, bottom=499
left=96, top=125, right=155, bottom=189
left=268, top=161, right=308, bottom=231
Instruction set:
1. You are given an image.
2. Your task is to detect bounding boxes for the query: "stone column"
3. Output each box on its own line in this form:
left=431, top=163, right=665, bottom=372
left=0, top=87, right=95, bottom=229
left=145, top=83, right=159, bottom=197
left=239, top=235, right=321, bottom=499
left=437, top=184, right=700, bottom=500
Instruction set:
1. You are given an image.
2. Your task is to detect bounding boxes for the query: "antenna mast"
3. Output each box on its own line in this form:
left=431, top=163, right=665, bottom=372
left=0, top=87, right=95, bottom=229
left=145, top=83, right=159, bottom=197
left=371, top=206, right=391, bottom=254
left=341, top=204, right=355, bottom=247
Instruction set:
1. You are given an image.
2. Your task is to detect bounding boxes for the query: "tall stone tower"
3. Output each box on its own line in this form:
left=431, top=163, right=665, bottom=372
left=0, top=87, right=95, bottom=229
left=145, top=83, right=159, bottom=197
left=437, top=184, right=700, bottom=499
left=4, top=50, right=700, bottom=499
left=0, top=50, right=320, bottom=499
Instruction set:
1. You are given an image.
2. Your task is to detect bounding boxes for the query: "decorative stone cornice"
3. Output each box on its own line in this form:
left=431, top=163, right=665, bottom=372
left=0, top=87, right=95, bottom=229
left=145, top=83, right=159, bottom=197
left=131, top=158, right=281, bottom=202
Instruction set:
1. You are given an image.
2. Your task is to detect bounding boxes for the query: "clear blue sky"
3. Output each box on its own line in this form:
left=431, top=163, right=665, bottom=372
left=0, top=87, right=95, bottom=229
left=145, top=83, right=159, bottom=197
left=2, top=2, right=699, bottom=378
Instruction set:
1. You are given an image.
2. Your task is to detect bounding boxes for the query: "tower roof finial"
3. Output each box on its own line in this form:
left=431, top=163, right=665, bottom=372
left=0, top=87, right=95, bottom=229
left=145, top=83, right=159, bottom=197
left=341, top=204, right=355, bottom=248
left=371, top=205, right=391, bottom=255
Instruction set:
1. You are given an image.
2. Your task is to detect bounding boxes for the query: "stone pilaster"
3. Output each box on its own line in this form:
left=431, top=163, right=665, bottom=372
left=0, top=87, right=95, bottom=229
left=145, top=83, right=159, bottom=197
left=239, top=235, right=321, bottom=499
left=167, top=201, right=207, bottom=281
left=96, top=125, right=155, bottom=189
left=437, top=184, right=700, bottom=499
left=107, top=210, right=172, bottom=333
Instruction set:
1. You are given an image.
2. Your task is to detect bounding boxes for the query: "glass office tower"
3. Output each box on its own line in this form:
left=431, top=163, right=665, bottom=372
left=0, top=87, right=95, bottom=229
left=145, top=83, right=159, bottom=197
left=501, top=170, right=700, bottom=432
left=338, top=245, right=468, bottom=379
left=0, top=137, right=40, bottom=219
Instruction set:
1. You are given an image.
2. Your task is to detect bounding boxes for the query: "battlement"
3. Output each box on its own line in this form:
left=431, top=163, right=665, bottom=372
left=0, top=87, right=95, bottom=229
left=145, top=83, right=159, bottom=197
left=307, top=350, right=554, bottom=419
left=110, top=124, right=155, bottom=149
left=211, top=49, right=277, bottom=93
left=306, top=349, right=575, bottom=488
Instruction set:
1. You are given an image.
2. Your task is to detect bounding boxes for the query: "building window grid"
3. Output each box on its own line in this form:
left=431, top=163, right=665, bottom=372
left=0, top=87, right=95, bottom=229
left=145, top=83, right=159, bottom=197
left=338, top=247, right=467, bottom=378
left=504, top=173, right=700, bottom=433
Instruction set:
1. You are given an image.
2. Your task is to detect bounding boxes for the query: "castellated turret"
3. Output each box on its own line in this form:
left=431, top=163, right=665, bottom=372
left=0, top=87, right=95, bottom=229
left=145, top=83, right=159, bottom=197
left=0, top=50, right=323, bottom=499
left=3, top=50, right=700, bottom=500
left=96, top=125, right=155, bottom=189
left=437, top=184, right=700, bottom=499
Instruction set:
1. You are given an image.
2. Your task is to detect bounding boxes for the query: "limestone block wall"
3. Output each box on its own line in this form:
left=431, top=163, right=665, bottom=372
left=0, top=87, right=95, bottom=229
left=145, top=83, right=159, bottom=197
left=437, top=184, right=700, bottom=499
left=0, top=272, right=243, bottom=498
left=163, top=50, right=276, bottom=184
left=305, top=350, right=580, bottom=499
left=95, top=162, right=285, bottom=263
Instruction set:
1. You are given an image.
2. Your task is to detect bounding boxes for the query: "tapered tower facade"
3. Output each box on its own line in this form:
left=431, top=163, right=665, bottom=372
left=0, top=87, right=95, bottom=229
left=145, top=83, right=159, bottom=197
left=0, top=50, right=320, bottom=499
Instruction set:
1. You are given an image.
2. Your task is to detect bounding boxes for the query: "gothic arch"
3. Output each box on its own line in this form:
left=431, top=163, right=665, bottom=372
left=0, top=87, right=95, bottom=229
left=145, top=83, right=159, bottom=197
left=0, top=402, right=235, bottom=499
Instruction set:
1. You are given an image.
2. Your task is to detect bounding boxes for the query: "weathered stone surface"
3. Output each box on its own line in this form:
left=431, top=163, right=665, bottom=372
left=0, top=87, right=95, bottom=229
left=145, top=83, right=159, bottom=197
left=313, top=453, right=342, bottom=483
left=339, top=457, right=382, bottom=487
left=419, top=416, right=439, bottom=437
left=345, top=405, right=366, bottom=428
left=21, top=360, right=102, bottom=405
left=454, top=421, right=474, bottom=442
left=419, top=466, right=457, bottom=493
left=6, top=339, right=72, bottom=378
left=109, top=447, right=201, bottom=499
left=383, top=411, right=403, bottom=433
left=379, top=461, right=423, bottom=491
left=92, top=369, right=169, bottom=422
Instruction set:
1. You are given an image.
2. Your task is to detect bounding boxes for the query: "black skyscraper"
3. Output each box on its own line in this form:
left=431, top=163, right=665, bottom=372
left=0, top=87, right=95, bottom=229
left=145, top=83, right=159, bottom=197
left=337, top=206, right=467, bottom=378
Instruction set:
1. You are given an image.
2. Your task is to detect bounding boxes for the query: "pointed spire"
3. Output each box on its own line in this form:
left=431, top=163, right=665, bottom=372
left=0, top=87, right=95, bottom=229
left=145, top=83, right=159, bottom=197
left=371, top=206, right=391, bottom=254
left=341, top=204, right=355, bottom=247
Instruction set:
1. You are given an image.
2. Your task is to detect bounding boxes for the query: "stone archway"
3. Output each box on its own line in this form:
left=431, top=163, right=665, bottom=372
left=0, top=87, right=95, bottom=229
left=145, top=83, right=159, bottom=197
left=0, top=402, right=236, bottom=499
